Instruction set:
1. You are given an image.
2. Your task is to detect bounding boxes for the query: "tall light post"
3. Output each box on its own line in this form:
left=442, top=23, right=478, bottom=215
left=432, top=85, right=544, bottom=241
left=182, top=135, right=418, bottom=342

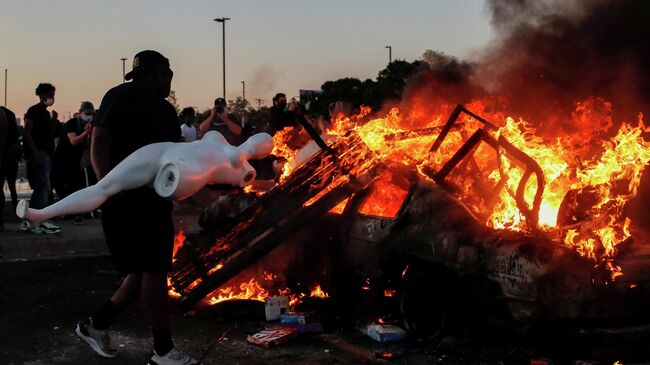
left=4, top=69, right=7, bottom=107
left=120, top=58, right=127, bottom=83
left=385, top=45, right=392, bottom=64
left=241, top=81, right=246, bottom=106
left=214, top=17, right=231, bottom=98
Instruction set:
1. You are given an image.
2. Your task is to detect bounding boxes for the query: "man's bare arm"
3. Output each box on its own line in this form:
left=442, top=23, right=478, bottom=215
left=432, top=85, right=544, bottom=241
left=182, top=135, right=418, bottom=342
left=91, top=126, right=112, bottom=179
left=222, top=114, right=242, bottom=136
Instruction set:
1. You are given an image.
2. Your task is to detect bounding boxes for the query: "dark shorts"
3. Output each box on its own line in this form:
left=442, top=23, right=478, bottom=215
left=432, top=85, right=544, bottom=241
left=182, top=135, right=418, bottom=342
left=101, top=187, right=174, bottom=275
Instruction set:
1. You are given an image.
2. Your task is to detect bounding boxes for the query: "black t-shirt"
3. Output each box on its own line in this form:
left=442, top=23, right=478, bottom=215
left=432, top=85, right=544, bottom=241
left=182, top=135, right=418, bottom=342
left=24, top=103, right=55, bottom=155
left=0, top=107, right=17, bottom=151
left=93, top=82, right=180, bottom=169
left=55, top=117, right=86, bottom=165
left=208, top=113, right=242, bottom=146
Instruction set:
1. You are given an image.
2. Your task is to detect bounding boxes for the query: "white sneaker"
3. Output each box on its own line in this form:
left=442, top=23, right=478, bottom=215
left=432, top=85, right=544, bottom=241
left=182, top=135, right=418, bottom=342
left=19, top=220, right=31, bottom=232
left=148, top=348, right=199, bottom=365
left=75, top=318, right=117, bottom=358
left=42, top=220, right=61, bottom=231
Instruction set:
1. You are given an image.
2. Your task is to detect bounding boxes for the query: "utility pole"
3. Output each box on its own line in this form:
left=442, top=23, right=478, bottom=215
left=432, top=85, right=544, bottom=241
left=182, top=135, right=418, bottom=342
left=120, top=58, right=127, bottom=83
left=385, top=45, right=392, bottom=64
left=214, top=17, right=231, bottom=98
left=255, top=98, right=264, bottom=109
left=3, top=69, right=7, bottom=107
left=241, top=81, right=246, bottom=107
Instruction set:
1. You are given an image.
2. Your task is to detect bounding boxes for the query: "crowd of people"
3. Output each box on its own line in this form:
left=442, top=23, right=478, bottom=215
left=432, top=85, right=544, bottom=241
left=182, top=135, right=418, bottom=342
left=0, top=49, right=347, bottom=364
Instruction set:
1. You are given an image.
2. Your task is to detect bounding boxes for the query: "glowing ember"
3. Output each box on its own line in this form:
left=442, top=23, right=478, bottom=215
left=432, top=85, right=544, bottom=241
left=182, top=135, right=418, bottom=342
left=384, top=289, right=397, bottom=297
left=167, top=277, right=181, bottom=299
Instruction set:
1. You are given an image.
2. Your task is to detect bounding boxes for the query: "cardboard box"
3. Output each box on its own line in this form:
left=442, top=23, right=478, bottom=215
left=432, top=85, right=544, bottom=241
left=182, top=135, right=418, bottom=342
left=366, top=324, right=406, bottom=343
left=247, top=327, right=298, bottom=348
left=264, top=296, right=288, bottom=321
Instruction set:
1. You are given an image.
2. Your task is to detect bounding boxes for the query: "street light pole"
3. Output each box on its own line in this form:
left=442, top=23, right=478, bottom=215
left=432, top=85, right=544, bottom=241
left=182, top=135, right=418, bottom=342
left=214, top=17, right=231, bottom=98
left=241, top=81, right=246, bottom=106
left=120, top=58, right=127, bottom=83
left=385, top=45, right=392, bottom=64
left=4, top=69, right=7, bottom=107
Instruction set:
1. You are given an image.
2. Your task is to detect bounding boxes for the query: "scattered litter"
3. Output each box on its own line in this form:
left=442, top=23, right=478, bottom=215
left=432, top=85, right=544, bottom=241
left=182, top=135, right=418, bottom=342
left=265, top=296, right=289, bottom=321
left=366, top=324, right=406, bottom=343
left=264, top=321, right=324, bottom=333
left=280, top=312, right=307, bottom=324
left=247, top=326, right=297, bottom=348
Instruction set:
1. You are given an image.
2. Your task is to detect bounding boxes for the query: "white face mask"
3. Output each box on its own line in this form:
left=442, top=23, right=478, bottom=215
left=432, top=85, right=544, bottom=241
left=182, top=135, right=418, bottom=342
left=80, top=114, right=92, bottom=122
left=43, top=98, right=55, bottom=107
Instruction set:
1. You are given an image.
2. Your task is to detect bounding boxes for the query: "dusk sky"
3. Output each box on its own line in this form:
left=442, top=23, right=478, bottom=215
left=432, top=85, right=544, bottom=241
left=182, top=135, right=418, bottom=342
left=1, top=0, right=494, bottom=121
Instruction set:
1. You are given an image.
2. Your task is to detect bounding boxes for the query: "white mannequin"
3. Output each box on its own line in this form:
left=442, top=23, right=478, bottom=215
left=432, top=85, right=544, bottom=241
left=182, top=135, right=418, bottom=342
left=17, top=131, right=273, bottom=227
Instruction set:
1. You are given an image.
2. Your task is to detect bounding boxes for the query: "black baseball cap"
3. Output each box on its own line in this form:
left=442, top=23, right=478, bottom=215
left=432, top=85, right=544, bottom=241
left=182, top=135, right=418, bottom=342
left=124, top=50, right=170, bottom=81
left=214, top=97, right=226, bottom=106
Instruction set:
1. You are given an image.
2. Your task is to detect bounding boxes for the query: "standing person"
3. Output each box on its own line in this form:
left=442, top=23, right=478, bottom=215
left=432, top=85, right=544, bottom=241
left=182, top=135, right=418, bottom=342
left=52, top=101, right=95, bottom=224
left=198, top=97, right=242, bottom=145
left=21, top=83, right=61, bottom=234
left=267, top=92, right=330, bottom=151
left=179, top=107, right=197, bottom=142
left=76, top=50, right=198, bottom=364
left=51, top=110, right=64, bottom=147
left=0, top=106, right=19, bottom=211
left=0, top=108, right=7, bottom=231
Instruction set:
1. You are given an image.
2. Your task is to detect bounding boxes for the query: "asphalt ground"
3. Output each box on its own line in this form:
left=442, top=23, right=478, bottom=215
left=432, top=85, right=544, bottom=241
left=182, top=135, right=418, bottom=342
left=1, top=198, right=648, bottom=364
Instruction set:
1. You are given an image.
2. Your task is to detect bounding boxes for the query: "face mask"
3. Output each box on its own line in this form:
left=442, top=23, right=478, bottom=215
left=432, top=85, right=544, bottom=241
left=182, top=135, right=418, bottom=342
left=80, top=114, right=92, bottom=122
left=43, top=98, right=55, bottom=106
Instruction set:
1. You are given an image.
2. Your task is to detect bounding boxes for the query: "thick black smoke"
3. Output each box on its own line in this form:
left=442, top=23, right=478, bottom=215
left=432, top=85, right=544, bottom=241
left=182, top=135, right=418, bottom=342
left=478, top=0, right=650, bottom=133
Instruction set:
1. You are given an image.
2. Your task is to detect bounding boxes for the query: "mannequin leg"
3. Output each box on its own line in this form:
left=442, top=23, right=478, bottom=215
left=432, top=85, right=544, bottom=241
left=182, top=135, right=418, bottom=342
left=17, top=145, right=165, bottom=226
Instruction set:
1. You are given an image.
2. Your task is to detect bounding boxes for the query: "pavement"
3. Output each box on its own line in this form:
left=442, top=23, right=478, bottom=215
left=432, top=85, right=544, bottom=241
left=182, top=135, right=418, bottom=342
left=1, top=196, right=646, bottom=364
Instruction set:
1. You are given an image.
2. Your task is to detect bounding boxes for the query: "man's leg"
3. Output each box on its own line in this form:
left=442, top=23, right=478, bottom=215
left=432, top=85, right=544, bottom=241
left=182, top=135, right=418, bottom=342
left=28, top=153, right=51, bottom=210
left=7, top=158, right=18, bottom=208
left=0, top=164, right=5, bottom=229
left=91, top=273, right=142, bottom=330
left=142, top=272, right=174, bottom=355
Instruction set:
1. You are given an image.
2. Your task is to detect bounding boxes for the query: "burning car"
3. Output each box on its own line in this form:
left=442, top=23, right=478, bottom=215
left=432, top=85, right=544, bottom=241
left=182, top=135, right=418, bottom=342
left=170, top=103, right=650, bottom=352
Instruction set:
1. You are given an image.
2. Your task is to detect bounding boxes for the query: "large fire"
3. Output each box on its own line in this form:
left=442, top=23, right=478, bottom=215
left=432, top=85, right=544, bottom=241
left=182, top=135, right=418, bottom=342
left=290, top=98, right=650, bottom=277
left=169, top=96, right=650, bottom=303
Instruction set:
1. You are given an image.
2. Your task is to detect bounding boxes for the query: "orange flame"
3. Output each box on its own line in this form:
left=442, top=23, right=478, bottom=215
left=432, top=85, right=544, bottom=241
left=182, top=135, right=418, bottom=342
left=309, top=284, right=330, bottom=298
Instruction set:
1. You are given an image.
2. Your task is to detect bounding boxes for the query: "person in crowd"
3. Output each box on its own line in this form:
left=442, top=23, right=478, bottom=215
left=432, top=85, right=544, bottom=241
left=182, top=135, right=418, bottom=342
left=75, top=50, right=198, bottom=364
left=199, top=97, right=242, bottom=145
left=179, top=107, right=197, bottom=142
left=52, top=101, right=95, bottom=224
left=267, top=92, right=330, bottom=151
left=0, top=106, right=19, bottom=213
left=0, top=108, right=7, bottom=231
left=21, top=83, right=61, bottom=234
left=51, top=110, right=64, bottom=147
